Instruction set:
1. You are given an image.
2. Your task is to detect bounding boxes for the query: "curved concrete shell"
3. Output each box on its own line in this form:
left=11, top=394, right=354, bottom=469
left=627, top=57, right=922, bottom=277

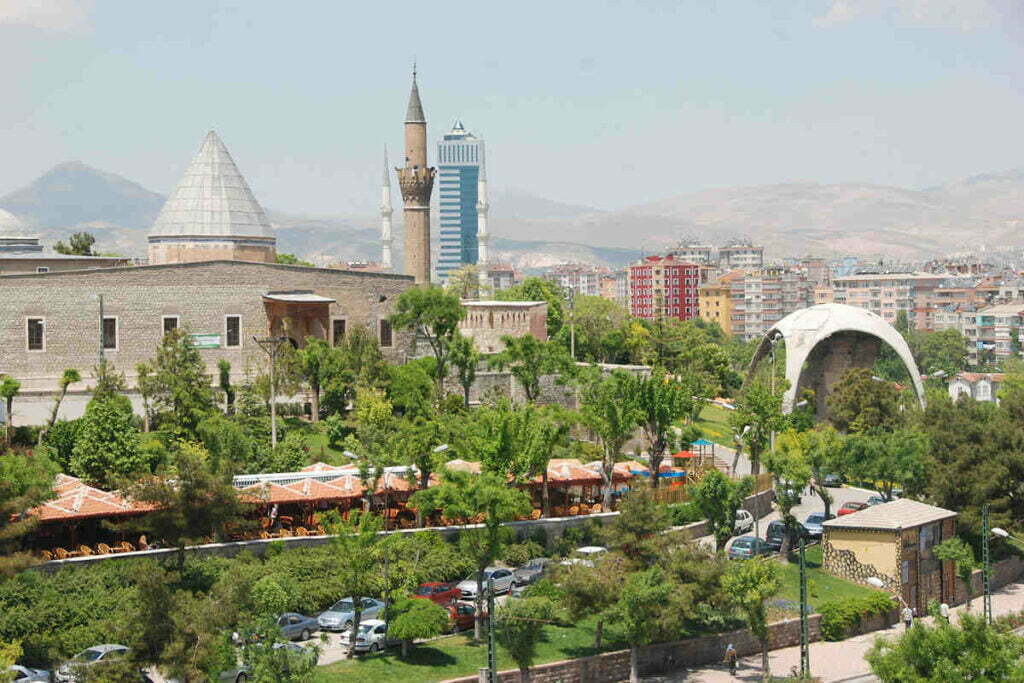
left=749, top=303, right=925, bottom=414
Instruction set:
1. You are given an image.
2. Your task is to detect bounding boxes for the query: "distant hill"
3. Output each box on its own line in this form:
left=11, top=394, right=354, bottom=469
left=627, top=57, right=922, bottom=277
left=3, top=161, right=1024, bottom=264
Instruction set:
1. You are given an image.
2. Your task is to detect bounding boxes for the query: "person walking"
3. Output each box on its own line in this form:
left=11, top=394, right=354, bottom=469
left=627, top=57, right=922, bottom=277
left=902, top=605, right=914, bottom=630
left=724, top=643, right=738, bottom=676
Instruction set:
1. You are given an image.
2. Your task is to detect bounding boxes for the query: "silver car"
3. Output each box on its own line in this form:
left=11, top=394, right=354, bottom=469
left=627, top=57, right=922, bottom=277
left=276, top=612, right=319, bottom=641
left=456, top=567, right=514, bottom=600
left=317, top=597, right=385, bottom=631
left=8, top=665, right=50, bottom=682
left=55, top=644, right=130, bottom=682
left=513, top=558, right=552, bottom=586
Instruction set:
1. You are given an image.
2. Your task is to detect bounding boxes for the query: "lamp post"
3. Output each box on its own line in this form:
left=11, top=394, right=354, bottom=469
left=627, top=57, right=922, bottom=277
left=983, top=503, right=993, bottom=624
left=866, top=576, right=910, bottom=609
left=566, top=288, right=576, bottom=361
left=769, top=332, right=782, bottom=452
left=486, top=576, right=497, bottom=683
left=798, top=534, right=810, bottom=678
left=253, top=336, right=289, bottom=448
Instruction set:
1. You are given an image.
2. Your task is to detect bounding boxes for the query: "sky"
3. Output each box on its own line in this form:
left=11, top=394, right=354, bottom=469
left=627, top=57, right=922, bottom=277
left=1, top=0, right=1023, bottom=215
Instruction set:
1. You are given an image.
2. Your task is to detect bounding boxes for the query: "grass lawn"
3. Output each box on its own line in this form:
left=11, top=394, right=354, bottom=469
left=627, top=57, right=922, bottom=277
left=313, top=619, right=607, bottom=683
left=773, top=545, right=884, bottom=617
left=285, top=418, right=349, bottom=465
left=694, top=403, right=735, bottom=449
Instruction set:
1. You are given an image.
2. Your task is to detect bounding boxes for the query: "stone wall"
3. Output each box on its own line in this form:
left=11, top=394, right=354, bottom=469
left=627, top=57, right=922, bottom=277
left=954, top=556, right=1024, bottom=605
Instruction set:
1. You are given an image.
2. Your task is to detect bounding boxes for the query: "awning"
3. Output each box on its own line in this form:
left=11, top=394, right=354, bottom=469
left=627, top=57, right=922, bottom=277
left=262, top=291, right=336, bottom=304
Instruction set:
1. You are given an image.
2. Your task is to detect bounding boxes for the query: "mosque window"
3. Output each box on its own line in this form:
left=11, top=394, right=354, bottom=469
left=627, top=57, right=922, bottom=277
left=27, top=318, right=44, bottom=351
left=379, top=319, right=393, bottom=348
left=225, top=316, right=241, bottom=348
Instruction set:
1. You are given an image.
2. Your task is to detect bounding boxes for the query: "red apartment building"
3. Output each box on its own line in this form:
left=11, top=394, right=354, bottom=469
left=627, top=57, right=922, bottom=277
left=628, top=254, right=700, bottom=321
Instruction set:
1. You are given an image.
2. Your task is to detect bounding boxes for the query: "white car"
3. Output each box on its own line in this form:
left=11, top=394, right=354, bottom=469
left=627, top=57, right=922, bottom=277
left=8, top=665, right=50, bottom=682
left=560, top=545, right=608, bottom=568
left=455, top=567, right=515, bottom=599
left=55, top=644, right=130, bottom=682
left=734, top=509, right=754, bottom=535
left=339, top=619, right=398, bottom=654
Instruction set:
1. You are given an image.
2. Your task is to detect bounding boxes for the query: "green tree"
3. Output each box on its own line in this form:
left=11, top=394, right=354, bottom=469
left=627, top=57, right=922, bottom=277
left=729, top=377, right=786, bottom=475
left=46, top=369, right=81, bottom=431
left=448, top=331, right=479, bottom=408
left=151, top=329, right=216, bottom=439
left=135, top=361, right=157, bottom=432
left=802, top=424, right=845, bottom=519
left=603, top=489, right=671, bottom=568
left=845, top=429, right=928, bottom=501
left=0, top=376, right=20, bottom=447
left=70, top=396, right=144, bottom=488
left=320, top=326, right=388, bottom=415
left=389, top=597, right=449, bottom=658
left=217, top=359, right=235, bottom=416
left=632, top=369, right=692, bottom=488
left=495, top=596, right=557, bottom=683
left=292, top=337, right=339, bottom=422
left=514, top=405, right=572, bottom=518
left=723, top=557, right=781, bottom=678
left=389, top=285, right=466, bottom=396
left=934, top=537, right=978, bottom=610
left=691, top=469, right=755, bottom=552
left=557, top=555, right=625, bottom=649
left=495, top=276, right=565, bottom=338
left=160, top=589, right=235, bottom=682
left=328, top=510, right=385, bottom=657
left=386, top=359, right=436, bottom=417
left=275, top=252, right=314, bottom=266
left=867, top=612, right=1024, bottom=682
left=610, top=567, right=675, bottom=683
left=54, top=231, right=95, bottom=255
left=0, top=450, right=57, bottom=574
left=579, top=369, right=643, bottom=509
left=827, top=367, right=903, bottom=434
left=763, top=429, right=813, bottom=555
left=489, top=334, right=569, bottom=403
left=556, top=295, right=631, bottom=363
left=444, top=263, right=489, bottom=300
left=0, top=640, right=20, bottom=682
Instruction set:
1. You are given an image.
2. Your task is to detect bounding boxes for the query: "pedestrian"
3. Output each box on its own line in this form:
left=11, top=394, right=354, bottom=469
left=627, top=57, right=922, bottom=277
left=939, top=603, right=950, bottom=622
left=269, top=503, right=279, bottom=530
left=724, top=643, right=738, bottom=676
left=902, top=605, right=914, bottom=630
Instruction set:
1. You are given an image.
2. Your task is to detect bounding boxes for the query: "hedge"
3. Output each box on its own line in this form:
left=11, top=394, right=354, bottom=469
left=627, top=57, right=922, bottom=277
left=818, top=592, right=897, bottom=641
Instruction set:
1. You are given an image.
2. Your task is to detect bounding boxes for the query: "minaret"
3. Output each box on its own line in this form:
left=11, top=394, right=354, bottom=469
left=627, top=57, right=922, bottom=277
left=380, top=146, right=394, bottom=270
left=396, top=68, right=435, bottom=284
left=476, top=151, right=490, bottom=289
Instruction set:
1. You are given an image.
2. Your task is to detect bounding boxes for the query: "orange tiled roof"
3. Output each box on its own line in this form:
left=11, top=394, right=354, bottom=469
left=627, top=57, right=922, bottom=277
left=32, top=476, right=153, bottom=522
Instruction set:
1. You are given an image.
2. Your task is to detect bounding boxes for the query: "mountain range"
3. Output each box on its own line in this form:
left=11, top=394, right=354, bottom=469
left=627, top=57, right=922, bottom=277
left=3, top=161, right=1024, bottom=268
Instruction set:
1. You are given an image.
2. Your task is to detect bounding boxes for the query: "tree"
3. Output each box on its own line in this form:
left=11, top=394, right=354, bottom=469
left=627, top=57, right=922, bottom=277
left=867, top=612, right=1024, bottom=682
left=495, top=596, right=557, bottom=683
left=723, top=557, right=781, bottom=678
left=763, top=429, right=813, bottom=555
left=448, top=331, right=479, bottom=407
left=275, top=252, right=314, bottom=266
left=292, top=337, right=339, bottom=422
left=91, top=358, right=126, bottom=402
left=151, top=329, right=216, bottom=438
left=218, top=359, right=235, bottom=415
left=328, top=510, right=385, bottom=657
left=389, top=597, right=449, bottom=658
left=409, top=471, right=532, bottom=640
left=579, top=370, right=643, bottom=509
left=0, top=376, right=19, bottom=447
left=632, top=369, right=692, bottom=488
left=126, top=442, right=246, bottom=568
left=513, top=406, right=571, bottom=519
left=729, top=377, right=785, bottom=475
left=0, top=640, right=21, bottom=681
left=495, top=277, right=565, bottom=338
left=389, top=286, right=466, bottom=396
left=934, top=537, right=977, bottom=610
left=603, top=489, right=671, bottom=568
left=136, top=362, right=157, bottom=432
left=444, top=263, right=489, bottom=300
left=0, top=450, right=57, bottom=574
left=827, top=367, right=903, bottom=434
left=160, top=589, right=235, bottom=682
left=54, top=231, right=95, bottom=255
left=555, top=295, right=631, bottom=363
left=610, top=567, right=674, bottom=683
left=46, top=368, right=81, bottom=431
left=802, top=425, right=845, bottom=519
left=691, top=469, right=755, bottom=552
left=70, top=396, right=144, bottom=488
left=489, top=335, right=569, bottom=403
left=386, top=359, right=435, bottom=418
left=845, top=429, right=928, bottom=501
left=558, top=556, right=625, bottom=649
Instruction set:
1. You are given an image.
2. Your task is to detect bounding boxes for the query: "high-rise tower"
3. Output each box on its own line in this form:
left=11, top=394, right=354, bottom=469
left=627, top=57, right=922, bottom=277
left=396, top=69, right=435, bottom=284
left=380, top=147, right=394, bottom=270
left=436, top=121, right=484, bottom=281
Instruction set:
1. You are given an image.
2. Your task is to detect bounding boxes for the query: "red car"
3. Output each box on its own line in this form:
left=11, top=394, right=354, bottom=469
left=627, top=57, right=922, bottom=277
left=837, top=501, right=868, bottom=516
left=413, top=582, right=461, bottom=606
left=447, top=602, right=477, bottom=633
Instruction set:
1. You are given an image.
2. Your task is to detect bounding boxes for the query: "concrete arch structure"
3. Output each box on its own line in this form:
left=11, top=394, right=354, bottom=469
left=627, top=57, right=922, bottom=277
left=749, top=303, right=925, bottom=415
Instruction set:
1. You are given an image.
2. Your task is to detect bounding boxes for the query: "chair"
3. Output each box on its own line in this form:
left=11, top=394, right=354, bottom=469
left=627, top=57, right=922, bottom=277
left=278, top=529, right=293, bottom=538
left=78, top=545, right=94, bottom=556
left=295, top=527, right=309, bottom=537
left=569, top=505, right=580, bottom=516
left=591, top=503, right=602, bottom=513
left=530, top=509, right=542, bottom=520
left=39, top=549, right=54, bottom=561
left=119, top=541, right=135, bottom=553
left=54, top=547, right=71, bottom=560
left=138, top=535, right=149, bottom=551
left=580, top=504, right=591, bottom=515
left=260, top=531, right=272, bottom=540
left=315, top=525, right=327, bottom=536
left=97, top=543, right=113, bottom=555
left=279, top=515, right=294, bottom=528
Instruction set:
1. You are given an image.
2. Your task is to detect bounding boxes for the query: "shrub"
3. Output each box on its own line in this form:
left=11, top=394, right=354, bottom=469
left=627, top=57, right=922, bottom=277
left=666, top=501, right=704, bottom=526
left=43, top=419, right=81, bottom=471
left=818, top=592, right=897, bottom=641
left=324, top=413, right=347, bottom=449
left=502, top=540, right=544, bottom=567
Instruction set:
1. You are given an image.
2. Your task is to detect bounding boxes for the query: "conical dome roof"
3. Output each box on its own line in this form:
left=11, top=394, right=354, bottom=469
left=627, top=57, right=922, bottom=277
left=405, top=73, right=425, bottom=124
left=149, top=131, right=275, bottom=240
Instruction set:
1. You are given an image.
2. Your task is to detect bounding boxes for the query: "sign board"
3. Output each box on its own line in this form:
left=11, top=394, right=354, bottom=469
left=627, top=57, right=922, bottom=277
left=189, top=333, right=221, bottom=349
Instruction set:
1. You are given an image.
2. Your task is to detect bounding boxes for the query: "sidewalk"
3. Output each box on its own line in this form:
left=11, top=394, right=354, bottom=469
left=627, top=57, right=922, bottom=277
left=666, top=581, right=1024, bottom=682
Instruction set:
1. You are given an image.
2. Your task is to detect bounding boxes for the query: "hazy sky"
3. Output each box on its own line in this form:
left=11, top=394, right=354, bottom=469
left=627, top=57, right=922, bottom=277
left=1, top=0, right=1023, bottom=214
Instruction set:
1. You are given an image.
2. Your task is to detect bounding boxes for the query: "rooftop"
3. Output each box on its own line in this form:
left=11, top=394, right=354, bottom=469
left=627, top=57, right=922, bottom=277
left=978, top=302, right=1024, bottom=315
left=833, top=272, right=945, bottom=282
left=462, top=300, right=546, bottom=308
left=823, top=498, right=956, bottom=531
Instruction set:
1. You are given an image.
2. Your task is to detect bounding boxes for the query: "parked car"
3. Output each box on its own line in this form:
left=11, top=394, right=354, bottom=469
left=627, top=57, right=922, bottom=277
left=275, top=612, right=319, bottom=641
left=734, top=509, right=754, bottom=535
left=803, top=512, right=833, bottom=539
left=339, top=619, right=400, bottom=654
left=837, top=501, right=868, bottom=516
left=765, top=520, right=807, bottom=551
left=8, top=665, right=50, bottom=682
left=559, top=546, right=609, bottom=568
left=317, top=597, right=385, bottom=632
left=456, top=568, right=515, bottom=599
left=727, top=536, right=772, bottom=560
left=217, top=642, right=316, bottom=682
left=55, top=644, right=130, bottom=682
left=822, top=473, right=844, bottom=487
left=513, top=558, right=552, bottom=586
left=447, top=602, right=477, bottom=633
left=412, top=582, right=461, bottom=606
left=866, top=496, right=887, bottom=506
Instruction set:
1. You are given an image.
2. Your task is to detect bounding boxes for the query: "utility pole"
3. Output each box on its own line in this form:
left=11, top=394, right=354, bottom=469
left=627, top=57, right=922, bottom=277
left=98, top=293, right=105, bottom=364
left=799, top=534, right=810, bottom=678
left=253, top=336, right=288, bottom=448
left=567, top=288, right=576, bottom=361
left=983, top=503, right=992, bottom=625
left=486, top=577, right=497, bottom=683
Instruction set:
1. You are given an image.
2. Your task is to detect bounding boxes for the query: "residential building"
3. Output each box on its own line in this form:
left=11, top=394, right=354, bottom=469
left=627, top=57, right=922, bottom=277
left=948, top=372, right=1004, bottom=403
left=483, top=263, right=517, bottom=292
left=823, top=499, right=957, bottom=616
left=0, top=209, right=130, bottom=275
left=543, top=263, right=602, bottom=297
left=627, top=254, right=700, bottom=321
left=672, top=243, right=714, bottom=264
left=830, top=273, right=945, bottom=328
left=729, top=268, right=813, bottom=341
left=599, top=270, right=627, bottom=304
left=698, top=270, right=743, bottom=335
left=436, top=120, right=484, bottom=281
left=969, top=302, right=1024, bottom=365
left=718, top=242, right=764, bottom=270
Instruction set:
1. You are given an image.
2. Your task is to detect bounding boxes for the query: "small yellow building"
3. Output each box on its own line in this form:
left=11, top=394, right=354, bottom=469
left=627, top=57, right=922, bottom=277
left=823, top=499, right=957, bottom=615
left=698, top=270, right=743, bottom=335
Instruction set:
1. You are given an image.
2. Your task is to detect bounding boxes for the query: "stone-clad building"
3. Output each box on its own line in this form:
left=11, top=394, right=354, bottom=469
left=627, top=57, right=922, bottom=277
left=0, top=208, right=130, bottom=275
left=0, top=260, right=414, bottom=397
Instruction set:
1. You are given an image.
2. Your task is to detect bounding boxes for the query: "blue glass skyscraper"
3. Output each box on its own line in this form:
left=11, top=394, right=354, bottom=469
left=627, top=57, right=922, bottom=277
left=436, top=121, right=484, bottom=281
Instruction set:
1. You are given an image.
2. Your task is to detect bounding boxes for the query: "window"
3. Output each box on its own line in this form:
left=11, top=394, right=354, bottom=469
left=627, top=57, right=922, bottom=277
left=36, top=266, right=49, bottom=273
left=225, top=315, right=241, bottom=348
left=332, top=319, right=347, bottom=346
left=27, top=318, right=44, bottom=351
left=379, top=319, right=393, bottom=347
left=162, top=316, right=179, bottom=335
left=102, top=317, right=117, bottom=350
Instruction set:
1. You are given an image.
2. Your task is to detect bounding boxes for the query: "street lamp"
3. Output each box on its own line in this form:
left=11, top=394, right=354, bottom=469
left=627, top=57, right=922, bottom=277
left=253, top=335, right=289, bottom=448
left=342, top=450, right=359, bottom=460
left=798, top=534, right=810, bottom=678
left=866, top=576, right=910, bottom=609
left=433, top=443, right=450, bottom=454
